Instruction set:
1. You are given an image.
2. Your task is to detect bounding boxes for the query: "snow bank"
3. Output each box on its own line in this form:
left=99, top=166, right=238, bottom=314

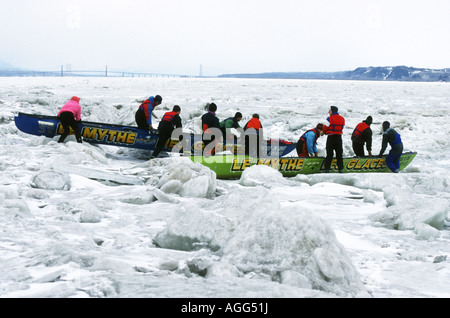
left=154, top=186, right=367, bottom=297
left=30, top=170, right=71, bottom=191
left=369, top=197, right=448, bottom=231
left=239, top=165, right=287, bottom=187
left=294, top=172, right=450, bottom=234
left=145, top=157, right=217, bottom=199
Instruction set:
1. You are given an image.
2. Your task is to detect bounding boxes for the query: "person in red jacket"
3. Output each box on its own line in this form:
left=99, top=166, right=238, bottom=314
left=324, top=106, right=345, bottom=172
left=151, top=105, right=182, bottom=159
left=243, top=113, right=263, bottom=157
left=351, top=116, right=373, bottom=157
left=135, top=95, right=162, bottom=130
left=57, top=96, right=82, bottom=143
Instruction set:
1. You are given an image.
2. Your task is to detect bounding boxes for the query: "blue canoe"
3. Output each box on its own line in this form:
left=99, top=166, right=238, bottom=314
left=14, top=112, right=297, bottom=157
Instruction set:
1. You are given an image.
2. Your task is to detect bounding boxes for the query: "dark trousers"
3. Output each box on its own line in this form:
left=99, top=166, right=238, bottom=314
left=58, top=111, right=82, bottom=143
left=245, top=134, right=260, bottom=157
left=203, top=137, right=216, bottom=156
left=152, top=125, right=173, bottom=158
left=202, top=132, right=218, bottom=156
left=135, top=109, right=149, bottom=130
left=296, top=140, right=308, bottom=157
left=325, top=134, right=343, bottom=171
left=352, top=141, right=365, bottom=157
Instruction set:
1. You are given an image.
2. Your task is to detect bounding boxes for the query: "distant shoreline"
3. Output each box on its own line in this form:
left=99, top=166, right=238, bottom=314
left=0, top=65, right=449, bottom=82
left=218, top=66, right=450, bottom=83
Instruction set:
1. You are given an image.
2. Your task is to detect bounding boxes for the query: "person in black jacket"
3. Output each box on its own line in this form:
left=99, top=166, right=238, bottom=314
left=201, top=103, right=220, bottom=156
left=151, top=105, right=182, bottom=159
left=351, top=116, right=373, bottom=157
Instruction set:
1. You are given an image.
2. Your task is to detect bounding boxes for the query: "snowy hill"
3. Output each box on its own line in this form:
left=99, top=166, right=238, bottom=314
left=344, top=66, right=450, bottom=81
left=219, top=66, right=450, bottom=82
left=0, top=60, right=16, bottom=69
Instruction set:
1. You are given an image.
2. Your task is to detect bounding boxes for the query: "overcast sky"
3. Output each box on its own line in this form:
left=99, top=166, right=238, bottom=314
left=1, top=0, right=449, bottom=76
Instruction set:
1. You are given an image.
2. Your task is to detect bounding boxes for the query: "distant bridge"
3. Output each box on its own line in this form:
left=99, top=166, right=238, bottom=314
left=0, top=66, right=200, bottom=78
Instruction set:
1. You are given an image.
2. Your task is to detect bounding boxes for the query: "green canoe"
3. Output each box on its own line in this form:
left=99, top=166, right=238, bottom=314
left=189, top=152, right=417, bottom=179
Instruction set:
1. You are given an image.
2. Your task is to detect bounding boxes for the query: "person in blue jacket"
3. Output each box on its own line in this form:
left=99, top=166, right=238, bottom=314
left=135, top=95, right=162, bottom=130
left=379, top=121, right=403, bottom=173
left=296, top=123, right=324, bottom=157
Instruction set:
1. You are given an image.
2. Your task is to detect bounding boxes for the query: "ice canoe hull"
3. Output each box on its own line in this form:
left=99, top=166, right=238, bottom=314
left=189, top=152, right=417, bottom=179
left=14, top=112, right=161, bottom=151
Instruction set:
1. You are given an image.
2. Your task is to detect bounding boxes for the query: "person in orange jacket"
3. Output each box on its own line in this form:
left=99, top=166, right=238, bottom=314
left=351, top=116, right=373, bottom=157
left=323, top=106, right=345, bottom=172
left=151, top=105, right=182, bottom=159
left=135, top=95, right=162, bottom=131
left=243, top=113, right=263, bottom=157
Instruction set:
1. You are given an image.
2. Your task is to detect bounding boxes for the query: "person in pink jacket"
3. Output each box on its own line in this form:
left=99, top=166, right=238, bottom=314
left=57, top=96, right=82, bottom=143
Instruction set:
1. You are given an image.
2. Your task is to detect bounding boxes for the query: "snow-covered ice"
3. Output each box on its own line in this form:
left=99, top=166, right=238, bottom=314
left=0, top=77, right=449, bottom=298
